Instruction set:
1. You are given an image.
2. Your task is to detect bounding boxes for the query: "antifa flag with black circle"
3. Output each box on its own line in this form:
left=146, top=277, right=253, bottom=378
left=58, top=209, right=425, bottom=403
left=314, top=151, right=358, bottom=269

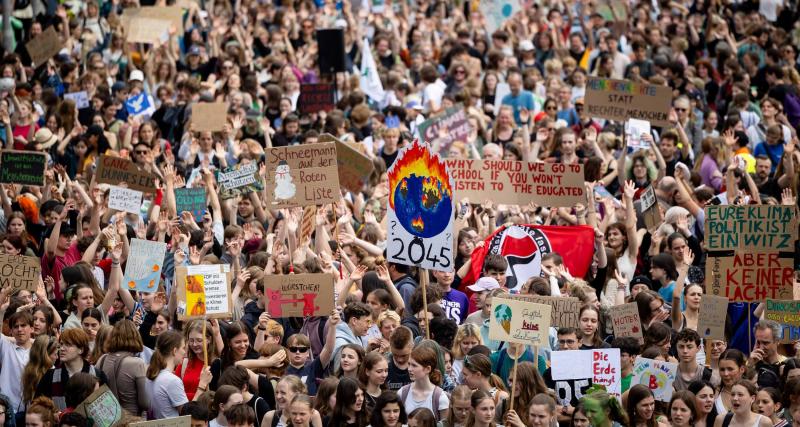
left=462, top=224, right=596, bottom=292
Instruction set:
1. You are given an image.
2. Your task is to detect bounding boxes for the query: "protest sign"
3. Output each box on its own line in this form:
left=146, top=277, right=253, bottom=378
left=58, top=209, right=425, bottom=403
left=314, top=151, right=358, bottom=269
left=445, top=159, right=585, bottom=207
left=780, top=324, right=800, bottom=344
left=176, top=264, right=233, bottom=320
left=416, top=105, right=471, bottom=157
left=108, top=186, right=143, bottom=214
left=0, top=150, right=46, bottom=186
left=126, top=17, right=171, bottom=44
left=65, top=91, right=90, bottom=109
left=610, top=302, right=644, bottom=343
left=698, top=294, right=728, bottom=340
left=96, top=155, right=157, bottom=193
left=123, top=239, right=167, bottom=293
left=122, top=6, right=184, bottom=35
left=631, top=357, right=678, bottom=401
left=299, top=83, right=335, bottom=114
left=585, top=77, right=672, bottom=127
left=704, top=205, right=796, bottom=301
left=175, top=187, right=207, bottom=221
left=300, top=205, right=317, bottom=242
left=639, top=185, right=662, bottom=230
left=217, top=163, right=264, bottom=200
left=387, top=139, right=455, bottom=271
left=131, top=416, right=191, bottom=427
left=515, top=295, right=580, bottom=328
left=125, top=92, right=156, bottom=118
left=26, top=26, right=62, bottom=67
left=550, top=349, right=622, bottom=399
left=493, top=83, right=511, bottom=116
left=765, top=299, right=800, bottom=327
left=191, top=103, right=229, bottom=132
left=489, top=296, right=551, bottom=346
left=319, top=134, right=374, bottom=193
left=625, top=119, right=651, bottom=150
left=263, top=143, right=340, bottom=208
left=74, top=385, right=123, bottom=427
left=0, top=254, right=41, bottom=292
left=480, top=0, right=521, bottom=33
left=262, top=273, right=335, bottom=317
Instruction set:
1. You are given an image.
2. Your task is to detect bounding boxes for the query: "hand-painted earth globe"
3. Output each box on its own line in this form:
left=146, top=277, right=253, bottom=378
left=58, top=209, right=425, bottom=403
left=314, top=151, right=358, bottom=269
left=394, top=174, right=452, bottom=238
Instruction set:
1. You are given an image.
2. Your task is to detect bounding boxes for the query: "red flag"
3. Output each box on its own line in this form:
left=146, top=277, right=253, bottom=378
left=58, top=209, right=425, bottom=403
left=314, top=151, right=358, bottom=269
left=462, top=224, right=596, bottom=292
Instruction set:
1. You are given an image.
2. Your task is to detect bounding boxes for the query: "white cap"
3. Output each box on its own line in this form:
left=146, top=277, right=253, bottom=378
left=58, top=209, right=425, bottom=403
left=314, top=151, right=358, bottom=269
left=129, top=70, right=145, bottom=82
left=519, top=40, right=534, bottom=51
left=467, top=277, right=501, bottom=292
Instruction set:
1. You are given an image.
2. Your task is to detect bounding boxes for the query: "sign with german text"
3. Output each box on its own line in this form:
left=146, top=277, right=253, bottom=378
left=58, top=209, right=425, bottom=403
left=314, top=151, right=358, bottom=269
left=96, top=155, right=157, bottom=193
left=489, top=295, right=551, bottom=346
left=176, top=264, right=232, bottom=320
left=262, top=273, right=335, bottom=317
left=515, top=295, right=580, bottom=328
left=108, top=186, right=143, bottom=214
left=551, top=349, right=621, bottom=399
left=631, top=357, right=677, bottom=402
left=175, top=187, right=207, bottom=221
left=263, top=143, right=341, bottom=208
left=319, top=134, right=374, bottom=193
left=416, top=105, right=471, bottom=157
left=698, top=294, right=728, bottom=340
left=610, top=302, right=644, bottom=343
left=585, top=77, right=672, bottom=127
left=216, top=163, right=264, bottom=200
left=299, top=83, right=335, bottom=114
left=0, top=254, right=41, bottom=292
left=765, top=299, right=800, bottom=327
left=0, top=151, right=47, bottom=187
left=445, top=159, right=585, bottom=207
left=704, top=205, right=796, bottom=302
left=123, top=238, right=167, bottom=293
left=74, top=385, right=123, bottom=427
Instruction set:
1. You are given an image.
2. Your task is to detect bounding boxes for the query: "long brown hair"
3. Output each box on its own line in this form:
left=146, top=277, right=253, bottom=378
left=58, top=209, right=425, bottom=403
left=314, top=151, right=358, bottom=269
left=22, top=336, right=56, bottom=404
left=146, top=331, right=184, bottom=380
left=511, top=362, right=549, bottom=413
left=184, top=319, right=218, bottom=364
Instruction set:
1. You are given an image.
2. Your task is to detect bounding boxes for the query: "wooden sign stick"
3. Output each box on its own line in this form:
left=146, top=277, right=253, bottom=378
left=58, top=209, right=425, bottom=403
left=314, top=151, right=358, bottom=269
left=509, top=355, right=519, bottom=412
left=202, top=315, right=209, bottom=368
left=420, top=268, right=430, bottom=340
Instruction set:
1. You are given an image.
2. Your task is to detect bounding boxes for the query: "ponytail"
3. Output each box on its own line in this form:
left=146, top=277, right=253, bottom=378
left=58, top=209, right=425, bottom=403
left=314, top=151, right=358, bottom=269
left=147, top=331, right=184, bottom=380
left=488, top=374, right=507, bottom=392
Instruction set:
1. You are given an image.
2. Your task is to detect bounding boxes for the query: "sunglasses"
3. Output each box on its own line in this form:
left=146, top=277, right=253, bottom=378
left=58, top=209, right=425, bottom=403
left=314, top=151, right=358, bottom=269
left=289, top=346, right=309, bottom=353
left=546, top=106, right=557, bottom=111
left=135, top=150, right=148, bottom=155
left=674, top=107, right=687, bottom=112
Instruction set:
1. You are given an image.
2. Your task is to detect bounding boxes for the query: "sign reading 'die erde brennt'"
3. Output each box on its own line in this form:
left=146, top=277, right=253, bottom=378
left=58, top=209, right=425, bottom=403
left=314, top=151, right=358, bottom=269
left=704, top=205, right=797, bottom=302
left=445, top=159, right=585, bottom=207
left=264, top=143, right=340, bottom=208
left=585, top=77, right=672, bottom=127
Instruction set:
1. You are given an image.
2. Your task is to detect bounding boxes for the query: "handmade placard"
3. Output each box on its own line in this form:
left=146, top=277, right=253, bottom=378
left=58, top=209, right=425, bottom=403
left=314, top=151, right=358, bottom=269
left=123, top=239, right=167, bottom=293
left=26, top=26, right=62, bottom=67
left=0, top=150, right=47, bottom=186
left=262, top=273, right=335, bottom=317
left=0, top=254, right=41, bottom=292
left=585, top=77, right=672, bottom=127
left=765, top=299, right=800, bottom=327
left=74, top=385, right=123, bottom=427
left=175, top=187, right=207, bottom=222
left=698, top=294, right=728, bottom=340
left=319, top=134, right=374, bottom=193
left=610, top=302, right=644, bottom=343
left=217, top=163, right=264, bottom=200
left=631, top=357, right=678, bottom=401
left=108, top=186, right=143, bottom=214
left=515, top=295, right=580, bottom=329
left=176, top=264, right=233, bottom=320
left=191, top=103, right=229, bottom=132
left=551, top=349, right=622, bottom=399
left=416, top=105, right=471, bottom=157
left=299, top=83, right=335, bottom=114
left=263, top=143, right=340, bottom=208
left=488, top=295, right=551, bottom=346
left=96, top=155, right=157, bottom=193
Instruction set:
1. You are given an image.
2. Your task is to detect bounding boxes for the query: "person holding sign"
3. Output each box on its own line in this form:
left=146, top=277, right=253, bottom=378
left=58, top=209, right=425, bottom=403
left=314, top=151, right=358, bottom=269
left=147, top=331, right=212, bottom=418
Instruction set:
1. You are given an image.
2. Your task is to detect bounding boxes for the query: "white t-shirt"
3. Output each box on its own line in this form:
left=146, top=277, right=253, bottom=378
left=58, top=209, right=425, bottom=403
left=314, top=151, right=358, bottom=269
left=0, top=337, right=30, bottom=412
left=146, top=369, right=189, bottom=419
left=401, top=386, right=449, bottom=416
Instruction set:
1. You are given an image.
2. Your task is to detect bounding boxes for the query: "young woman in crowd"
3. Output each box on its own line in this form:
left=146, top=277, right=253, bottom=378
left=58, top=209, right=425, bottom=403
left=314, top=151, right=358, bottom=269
left=360, top=352, right=389, bottom=412
left=401, top=346, right=450, bottom=421
left=368, top=391, right=408, bottom=427
left=96, top=319, right=149, bottom=416
left=627, top=384, right=669, bottom=427
left=713, top=380, right=772, bottom=427
left=689, top=380, right=720, bottom=427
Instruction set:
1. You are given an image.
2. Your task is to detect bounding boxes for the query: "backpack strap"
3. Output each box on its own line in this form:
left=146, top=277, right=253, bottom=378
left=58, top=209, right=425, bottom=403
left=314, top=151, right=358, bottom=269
left=400, top=384, right=411, bottom=406
left=432, top=387, right=442, bottom=421
left=702, top=366, right=712, bottom=382
left=722, top=412, right=734, bottom=427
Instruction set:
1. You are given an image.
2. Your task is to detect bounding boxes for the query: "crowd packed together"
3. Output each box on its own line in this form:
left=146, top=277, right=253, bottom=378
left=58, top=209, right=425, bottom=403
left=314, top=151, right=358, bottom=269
left=1, top=0, right=800, bottom=426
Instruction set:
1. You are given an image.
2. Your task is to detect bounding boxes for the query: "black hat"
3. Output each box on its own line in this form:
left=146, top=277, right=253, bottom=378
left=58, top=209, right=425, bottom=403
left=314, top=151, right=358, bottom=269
left=630, top=275, right=654, bottom=291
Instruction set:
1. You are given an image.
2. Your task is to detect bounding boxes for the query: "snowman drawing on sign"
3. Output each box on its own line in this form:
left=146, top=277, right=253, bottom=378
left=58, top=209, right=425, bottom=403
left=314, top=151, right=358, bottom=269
left=273, top=160, right=296, bottom=203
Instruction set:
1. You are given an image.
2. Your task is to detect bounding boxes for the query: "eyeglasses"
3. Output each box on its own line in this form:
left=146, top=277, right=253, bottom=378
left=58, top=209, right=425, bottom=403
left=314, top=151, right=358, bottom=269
left=135, top=150, right=148, bottom=155
left=558, top=339, right=577, bottom=345
left=546, top=106, right=558, bottom=111
left=289, top=346, right=309, bottom=353
left=674, top=107, right=687, bottom=112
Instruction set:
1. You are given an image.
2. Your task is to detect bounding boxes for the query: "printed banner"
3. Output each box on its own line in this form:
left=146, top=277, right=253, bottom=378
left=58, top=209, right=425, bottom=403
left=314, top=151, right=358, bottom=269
left=416, top=105, right=471, bottom=157
left=704, top=206, right=796, bottom=302
left=108, top=186, right=143, bottom=214
left=489, top=296, right=551, bottom=346
left=262, top=273, right=335, bottom=317
left=176, top=264, right=232, bottom=320
left=123, top=238, right=167, bottom=293
left=445, top=159, right=585, bottom=207
left=175, top=187, right=207, bottom=222
left=0, top=150, right=47, bottom=186
left=96, top=155, right=157, bottom=193
left=217, top=163, right=264, bottom=200
left=765, top=299, right=800, bottom=327
left=299, top=83, right=335, bottom=114
left=263, top=144, right=341, bottom=207
left=698, top=294, right=728, bottom=340
left=585, top=77, right=672, bottom=127
left=515, top=295, right=580, bottom=329
left=387, top=139, right=455, bottom=272
left=551, top=349, right=622, bottom=399
left=0, top=254, right=41, bottom=292
left=610, top=302, right=644, bottom=343
left=631, top=357, right=678, bottom=402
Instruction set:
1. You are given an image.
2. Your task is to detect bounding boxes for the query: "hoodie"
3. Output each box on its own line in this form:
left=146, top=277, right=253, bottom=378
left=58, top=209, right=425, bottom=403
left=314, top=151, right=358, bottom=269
left=332, top=322, right=366, bottom=372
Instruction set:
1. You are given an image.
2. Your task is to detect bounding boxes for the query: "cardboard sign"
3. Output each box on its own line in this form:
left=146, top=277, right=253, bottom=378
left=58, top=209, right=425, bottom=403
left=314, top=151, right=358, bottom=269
left=126, top=17, right=171, bottom=44
left=610, top=302, right=644, bottom=343
left=445, top=159, right=585, bottom=207
left=0, top=254, right=41, bottom=292
left=263, top=144, right=340, bottom=208
left=416, top=105, right=471, bottom=157
left=0, top=151, right=47, bottom=187
left=65, top=91, right=90, bottom=109
left=131, top=416, right=191, bottom=427
left=585, top=77, right=672, bottom=127
left=123, top=239, right=167, bottom=293
left=515, top=295, right=580, bottom=329
left=108, top=186, right=143, bottom=214
left=631, top=357, right=678, bottom=401
left=698, top=294, right=728, bottom=340
left=26, top=26, right=62, bottom=67
left=551, top=349, right=622, bottom=399
left=489, top=296, right=551, bottom=346
left=299, top=83, right=335, bottom=114
left=387, top=139, right=455, bottom=271
left=125, top=92, right=156, bottom=117
left=704, top=206, right=796, bottom=302
left=779, top=324, right=800, bottom=344
left=765, top=299, right=800, bottom=327
left=639, top=185, right=662, bottom=230
left=122, top=6, right=184, bottom=34
left=625, top=119, right=651, bottom=150
left=96, top=155, right=157, bottom=193
left=74, top=385, right=123, bottom=427
left=299, top=205, right=317, bottom=242
left=217, top=163, right=264, bottom=200
left=480, top=0, right=521, bottom=33
left=262, top=273, right=335, bottom=317
left=175, top=187, right=207, bottom=222
left=176, top=264, right=233, bottom=320
left=319, top=134, right=374, bottom=193
left=191, top=103, right=229, bottom=132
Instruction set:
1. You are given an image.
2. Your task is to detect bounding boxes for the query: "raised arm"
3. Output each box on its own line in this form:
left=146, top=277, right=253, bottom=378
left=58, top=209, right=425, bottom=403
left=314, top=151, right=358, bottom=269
left=622, top=181, right=640, bottom=258
left=318, top=310, right=340, bottom=368
left=671, top=247, right=694, bottom=326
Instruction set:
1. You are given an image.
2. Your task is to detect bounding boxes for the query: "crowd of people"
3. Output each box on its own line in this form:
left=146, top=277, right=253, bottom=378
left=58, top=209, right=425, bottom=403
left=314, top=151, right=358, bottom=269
left=1, top=0, right=800, bottom=426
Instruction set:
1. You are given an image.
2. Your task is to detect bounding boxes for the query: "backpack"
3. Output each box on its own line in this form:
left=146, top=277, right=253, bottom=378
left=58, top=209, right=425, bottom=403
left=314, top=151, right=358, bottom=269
left=400, top=384, right=443, bottom=421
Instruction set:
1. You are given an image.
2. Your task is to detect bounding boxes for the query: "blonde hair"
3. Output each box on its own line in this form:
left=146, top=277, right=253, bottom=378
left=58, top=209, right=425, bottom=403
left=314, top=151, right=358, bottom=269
left=452, top=323, right=483, bottom=358
left=377, top=310, right=401, bottom=328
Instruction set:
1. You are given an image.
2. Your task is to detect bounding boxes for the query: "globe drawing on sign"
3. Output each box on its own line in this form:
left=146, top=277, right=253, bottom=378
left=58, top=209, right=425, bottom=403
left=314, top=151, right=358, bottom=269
left=494, top=303, right=512, bottom=334
left=388, top=139, right=453, bottom=238
left=639, top=369, right=670, bottom=391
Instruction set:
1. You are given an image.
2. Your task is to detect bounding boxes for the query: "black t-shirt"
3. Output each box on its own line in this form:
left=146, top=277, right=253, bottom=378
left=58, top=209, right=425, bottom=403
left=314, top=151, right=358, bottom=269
left=247, top=393, right=271, bottom=427
left=543, top=367, right=592, bottom=407
left=385, top=356, right=411, bottom=392
left=286, top=357, right=326, bottom=395
left=380, top=148, right=399, bottom=169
